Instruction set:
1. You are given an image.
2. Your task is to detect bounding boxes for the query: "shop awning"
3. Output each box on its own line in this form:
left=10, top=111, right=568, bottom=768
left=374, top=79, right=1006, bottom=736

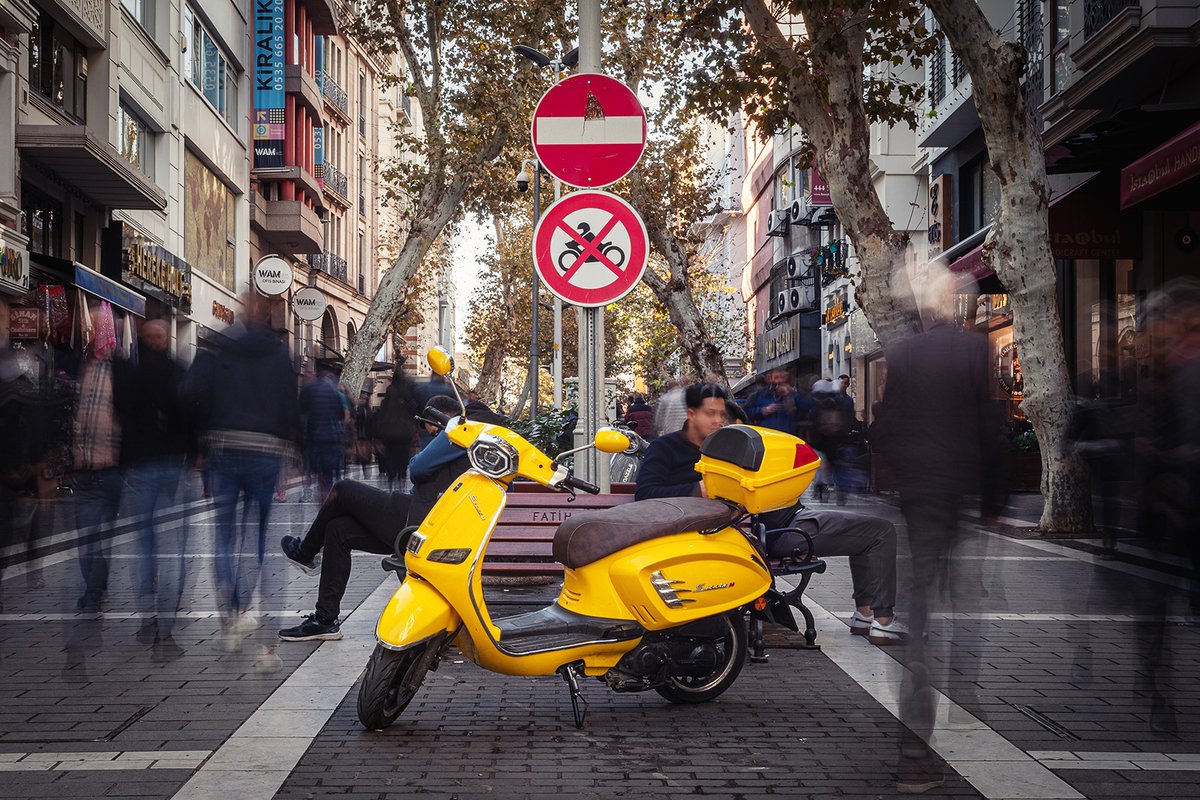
left=1120, top=120, right=1200, bottom=210
left=32, top=254, right=146, bottom=316
left=17, top=125, right=167, bottom=211
left=945, top=174, right=1138, bottom=291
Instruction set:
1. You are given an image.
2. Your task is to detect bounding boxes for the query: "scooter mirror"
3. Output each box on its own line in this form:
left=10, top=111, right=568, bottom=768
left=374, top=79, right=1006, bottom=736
left=594, top=428, right=631, bottom=454
left=427, top=346, right=454, bottom=377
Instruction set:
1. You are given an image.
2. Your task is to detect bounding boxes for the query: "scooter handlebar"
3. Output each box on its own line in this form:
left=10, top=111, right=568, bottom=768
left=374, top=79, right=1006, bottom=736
left=566, top=475, right=601, bottom=495
left=421, top=408, right=453, bottom=427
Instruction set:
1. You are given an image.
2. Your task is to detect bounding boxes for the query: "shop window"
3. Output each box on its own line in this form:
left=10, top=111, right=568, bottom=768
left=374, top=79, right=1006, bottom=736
left=1072, top=258, right=1137, bottom=401
left=21, top=181, right=62, bottom=257
left=28, top=9, right=88, bottom=121
left=183, top=6, right=239, bottom=130
left=118, top=102, right=155, bottom=179
left=184, top=149, right=236, bottom=291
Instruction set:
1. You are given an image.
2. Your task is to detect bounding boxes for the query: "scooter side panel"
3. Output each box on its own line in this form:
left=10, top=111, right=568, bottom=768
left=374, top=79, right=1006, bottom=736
left=560, top=528, right=771, bottom=631
left=375, top=576, right=462, bottom=650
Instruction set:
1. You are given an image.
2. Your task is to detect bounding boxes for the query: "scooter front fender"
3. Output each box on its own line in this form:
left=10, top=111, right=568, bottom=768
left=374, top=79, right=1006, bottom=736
left=375, top=577, right=461, bottom=651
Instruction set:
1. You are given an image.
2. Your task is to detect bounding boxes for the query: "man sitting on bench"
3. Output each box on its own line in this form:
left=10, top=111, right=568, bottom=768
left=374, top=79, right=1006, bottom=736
left=277, top=395, right=489, bottom=642
left=635, top=383, right=909, bottom=646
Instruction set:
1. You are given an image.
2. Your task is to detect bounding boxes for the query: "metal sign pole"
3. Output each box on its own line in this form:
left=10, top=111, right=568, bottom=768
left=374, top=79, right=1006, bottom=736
left=552, top=177, right=563, bottom=411
left=530, top=163, right=541, bottom=422
left=576, top=0, right=607, bottom=490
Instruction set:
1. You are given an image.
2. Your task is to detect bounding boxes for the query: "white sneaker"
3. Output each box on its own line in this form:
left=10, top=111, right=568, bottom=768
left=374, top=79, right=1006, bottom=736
left=849, top=611, right=874, bottom=636
left=868, top=617, right=911, bottom=646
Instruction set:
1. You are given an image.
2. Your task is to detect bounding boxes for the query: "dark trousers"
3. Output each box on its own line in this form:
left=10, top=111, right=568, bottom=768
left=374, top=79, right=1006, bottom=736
left=897, top=494, right=982, bottom=746
left=769, top=508, right=898, bottom=618
left=210, top=450, right=281, bottom=613
left=299, top=480, right=411, bottom=622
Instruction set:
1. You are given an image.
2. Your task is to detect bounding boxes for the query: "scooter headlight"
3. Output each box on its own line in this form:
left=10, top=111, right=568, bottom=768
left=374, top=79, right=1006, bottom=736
left=468, top=434, right=519, bottom=479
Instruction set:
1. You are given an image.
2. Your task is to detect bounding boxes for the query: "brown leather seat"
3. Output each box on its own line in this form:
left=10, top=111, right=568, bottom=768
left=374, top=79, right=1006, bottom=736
left=552, top=497, right=740, bottom=569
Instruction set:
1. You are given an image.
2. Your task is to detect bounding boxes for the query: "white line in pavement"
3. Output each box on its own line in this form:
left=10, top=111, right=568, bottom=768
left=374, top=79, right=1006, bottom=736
left=0, top=750, right=211, bottom=772
left=780, top=578, right=1085, bottom=800
left=826, top=610, right=1199, bottom=623
left=972, top=527, right=1194, bottom=591
left=1030, top=751, right=1200, bottom=771
left=168, top=574, right=398, bottom=800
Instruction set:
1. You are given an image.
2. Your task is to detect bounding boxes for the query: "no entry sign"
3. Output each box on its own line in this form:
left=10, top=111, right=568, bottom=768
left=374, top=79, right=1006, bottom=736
left=533, top=190, right=649, bottom=307
left=531, top=73, right=646, bottom=188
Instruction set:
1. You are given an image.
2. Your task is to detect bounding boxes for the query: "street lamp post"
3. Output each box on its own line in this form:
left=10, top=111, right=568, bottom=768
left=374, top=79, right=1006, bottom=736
left=516, top=158, right=542, bottom=421
left=514, top=44, right=579, bottom=414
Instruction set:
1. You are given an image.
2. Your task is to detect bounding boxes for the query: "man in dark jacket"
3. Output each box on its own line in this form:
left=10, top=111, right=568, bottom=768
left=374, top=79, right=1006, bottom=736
left=184, top=293, right=301, bottom=656
left=277, top=395, right=481, bottom=641
left=300, top=371, right=348, bottom=500
left=624, top=393, right=656, bottom=439
left=113, top=320, right=189, bottom=658
left=634, top=383, right=729, bottom=500
left=872, top=278, right=1006, bottom=793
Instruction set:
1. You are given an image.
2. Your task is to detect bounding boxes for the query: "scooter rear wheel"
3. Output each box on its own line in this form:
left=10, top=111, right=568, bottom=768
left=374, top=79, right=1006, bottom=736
left=357, top=643, right=429, bottom=730
left=654, top=611, right=747, bottom=704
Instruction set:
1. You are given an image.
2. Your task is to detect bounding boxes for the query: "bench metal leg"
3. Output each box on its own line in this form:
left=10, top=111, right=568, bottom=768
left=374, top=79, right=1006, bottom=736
left=748, top=616, right=769, bottom=663
left=780, top=572, right=821, bottom=651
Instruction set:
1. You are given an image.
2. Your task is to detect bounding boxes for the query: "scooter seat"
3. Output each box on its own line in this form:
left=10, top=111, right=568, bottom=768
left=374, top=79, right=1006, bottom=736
left=552, top=497, right=740, bottom=569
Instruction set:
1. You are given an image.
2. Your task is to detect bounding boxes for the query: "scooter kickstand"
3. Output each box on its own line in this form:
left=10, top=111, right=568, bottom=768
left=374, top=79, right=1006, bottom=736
left=557, top=663, right=588, bottom=729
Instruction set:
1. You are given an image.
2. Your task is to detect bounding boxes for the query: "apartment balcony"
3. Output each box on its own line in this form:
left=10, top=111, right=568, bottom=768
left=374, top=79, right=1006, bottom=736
left=308, top=0, right=339, bottom=35
left=1062, top=0, right=1200, bottom=111
left=309, top=250, right=348, bottom=283
left=286, top=64, right=324, bottom=122
left=319, top=70, right=351, bottom=124
left=250, top=190, right=323, bottom=254
left=322, top=162, right=349, bottom=207
left=398, top=94, right=413, bottom=126
left=16, top=124, right=166, bottom=210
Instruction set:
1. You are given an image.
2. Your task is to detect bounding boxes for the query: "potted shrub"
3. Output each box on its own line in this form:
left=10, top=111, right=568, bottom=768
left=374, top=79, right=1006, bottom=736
left=1010, top=430, right=1042, bottom=492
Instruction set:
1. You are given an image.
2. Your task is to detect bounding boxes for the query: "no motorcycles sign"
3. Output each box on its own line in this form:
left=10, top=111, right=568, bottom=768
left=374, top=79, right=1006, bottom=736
left=532, top=190, right=649, bottom=307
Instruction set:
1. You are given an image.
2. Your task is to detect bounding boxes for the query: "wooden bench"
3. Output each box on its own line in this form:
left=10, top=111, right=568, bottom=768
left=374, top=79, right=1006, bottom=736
left=481, top=482, right=636, bottom=583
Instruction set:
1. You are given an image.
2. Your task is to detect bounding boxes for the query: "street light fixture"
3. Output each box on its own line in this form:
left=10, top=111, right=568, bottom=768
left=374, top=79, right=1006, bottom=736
left=513, top=43, right=577, bottom=416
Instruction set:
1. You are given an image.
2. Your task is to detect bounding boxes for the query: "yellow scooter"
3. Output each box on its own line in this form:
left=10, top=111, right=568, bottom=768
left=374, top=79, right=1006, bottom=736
left=357, top=347, right=821, bottom=730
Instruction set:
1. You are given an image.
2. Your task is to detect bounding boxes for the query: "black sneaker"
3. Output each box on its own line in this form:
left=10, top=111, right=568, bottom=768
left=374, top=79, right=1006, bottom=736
left=279, top=614, right=342, bottom=642
left=281, top=536, right=319, bottom=574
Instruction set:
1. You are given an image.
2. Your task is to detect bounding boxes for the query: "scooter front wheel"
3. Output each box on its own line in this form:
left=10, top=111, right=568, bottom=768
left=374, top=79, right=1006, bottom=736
left=357, top=643, right=431, bottom=730
left=654, top=611, right=747, bottom=704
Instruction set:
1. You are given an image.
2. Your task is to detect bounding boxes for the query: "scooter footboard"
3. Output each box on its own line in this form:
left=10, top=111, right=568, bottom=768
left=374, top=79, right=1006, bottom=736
left=375, top=578, right=461, bottom=650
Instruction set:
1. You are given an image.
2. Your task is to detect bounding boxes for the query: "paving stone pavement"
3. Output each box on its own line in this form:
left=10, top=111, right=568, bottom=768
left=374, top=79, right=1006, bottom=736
left=0, top=479, right=1197, bottom=799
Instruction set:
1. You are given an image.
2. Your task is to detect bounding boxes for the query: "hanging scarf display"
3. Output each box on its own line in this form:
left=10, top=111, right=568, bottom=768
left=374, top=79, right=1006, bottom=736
left=92, top=300, right=117, bottom=361
left=38, top=284, right=70, bottom=344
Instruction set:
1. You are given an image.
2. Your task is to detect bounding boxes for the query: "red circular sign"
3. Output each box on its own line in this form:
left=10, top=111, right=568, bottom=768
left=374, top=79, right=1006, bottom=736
left=532, top=191, right=649, bottom=307
left=531, top=73, right=647, bottom=189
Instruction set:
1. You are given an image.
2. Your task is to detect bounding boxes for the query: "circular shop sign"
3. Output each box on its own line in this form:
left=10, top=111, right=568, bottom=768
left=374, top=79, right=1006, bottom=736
left=292, top=286, right=328, bottom=321
left=254, top=255, right=293, bottom=297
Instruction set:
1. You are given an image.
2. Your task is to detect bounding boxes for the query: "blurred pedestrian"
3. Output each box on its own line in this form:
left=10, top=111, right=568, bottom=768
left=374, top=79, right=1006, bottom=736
left=300, top=370, right=348, bottom=502
left=184, top=292, right=300, bottom=663
left=113, top=319, right=189, bottom=660
left=624, top=393, right=656, bottom=439
left=352, top=389, right=374, bottom=478
left=415, top=373, right=454, bottom=448
left=374, top=371, right=420, bottom=491
left=746, top=368, right=795, bottom=434
left=653, top=378, right=689, bottom=437
left=72, top=301, right=123, bottom=613
left=872, top=270, right=1005, bottom=793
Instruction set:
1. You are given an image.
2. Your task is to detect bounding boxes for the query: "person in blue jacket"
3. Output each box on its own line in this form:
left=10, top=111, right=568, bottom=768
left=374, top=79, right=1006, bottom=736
left=277, top=395, right=484, bottom=641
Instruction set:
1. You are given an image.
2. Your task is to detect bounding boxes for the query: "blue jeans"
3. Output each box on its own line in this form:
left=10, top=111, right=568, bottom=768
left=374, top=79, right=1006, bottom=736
left=73, top=468, right=123, bottom=607
left=209, top=450, right=281, bottom=614
left=124, top=457, right=186, bottom=632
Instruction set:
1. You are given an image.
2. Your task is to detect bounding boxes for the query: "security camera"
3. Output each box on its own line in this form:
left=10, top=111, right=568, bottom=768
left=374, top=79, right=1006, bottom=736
left=515, top=166, right=531, bottom=193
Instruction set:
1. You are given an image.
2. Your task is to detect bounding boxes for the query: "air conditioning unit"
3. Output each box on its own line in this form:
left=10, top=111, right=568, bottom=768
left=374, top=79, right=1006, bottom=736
left=789, top=199, right=805, bottom=224
left=766, top=209, right=788, bottom=236
left=786, top=254, right=804, bottom=279
left=776, top=286, right=805, bottom=315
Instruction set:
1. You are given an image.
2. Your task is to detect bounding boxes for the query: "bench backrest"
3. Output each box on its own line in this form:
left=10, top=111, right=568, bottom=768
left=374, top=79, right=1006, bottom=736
left=482, top=483, right=636, bottom=578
